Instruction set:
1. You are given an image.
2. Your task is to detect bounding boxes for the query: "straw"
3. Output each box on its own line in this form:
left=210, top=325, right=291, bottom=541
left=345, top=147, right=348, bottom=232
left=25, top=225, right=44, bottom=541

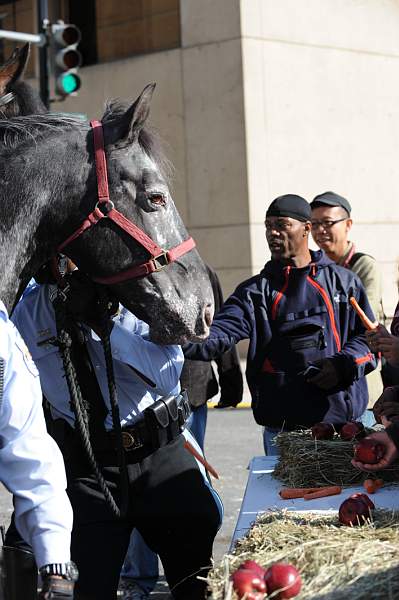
left=207, top=509, right=399, bottom=599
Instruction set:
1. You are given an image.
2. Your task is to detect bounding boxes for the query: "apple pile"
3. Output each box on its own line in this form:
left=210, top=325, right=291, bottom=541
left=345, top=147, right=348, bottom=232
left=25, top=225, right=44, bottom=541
left=310, top=420, right=366, bottom=441
left=231, top=560, right=302, bottom=599
left=338, top=493, right=375, bottom=526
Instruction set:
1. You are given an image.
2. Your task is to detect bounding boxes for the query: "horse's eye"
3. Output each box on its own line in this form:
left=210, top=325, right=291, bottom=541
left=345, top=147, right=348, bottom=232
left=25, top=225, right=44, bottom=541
left=149, top=192, right=166, bottom=206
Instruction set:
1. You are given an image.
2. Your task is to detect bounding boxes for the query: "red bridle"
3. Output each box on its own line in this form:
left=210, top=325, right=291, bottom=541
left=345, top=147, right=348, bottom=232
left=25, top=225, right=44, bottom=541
left=56, top=120, right=196, bottom=285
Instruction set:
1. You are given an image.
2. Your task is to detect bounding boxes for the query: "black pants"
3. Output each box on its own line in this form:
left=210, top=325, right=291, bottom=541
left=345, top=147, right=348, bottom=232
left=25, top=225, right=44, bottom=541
left=26, top=425, right=220, bottom=600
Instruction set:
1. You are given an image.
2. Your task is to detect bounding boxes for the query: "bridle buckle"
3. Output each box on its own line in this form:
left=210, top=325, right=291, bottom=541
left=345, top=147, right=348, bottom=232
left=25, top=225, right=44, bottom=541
left=121, top=431, right=142, bottom=450
left=151, top=251, right=170, bottom=272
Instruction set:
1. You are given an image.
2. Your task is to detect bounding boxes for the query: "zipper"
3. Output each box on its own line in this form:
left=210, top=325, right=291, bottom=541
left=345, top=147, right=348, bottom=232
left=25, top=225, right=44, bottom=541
left=271, top=266, right=291, bottom=320
left=306, top=276, right=341, bottom=352
left=319, top=327, right=327, bottom=350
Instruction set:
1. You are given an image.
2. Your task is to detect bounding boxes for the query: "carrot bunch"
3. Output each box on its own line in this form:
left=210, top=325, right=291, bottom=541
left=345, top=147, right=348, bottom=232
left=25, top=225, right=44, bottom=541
left=279, top=486, right=342, bottom=500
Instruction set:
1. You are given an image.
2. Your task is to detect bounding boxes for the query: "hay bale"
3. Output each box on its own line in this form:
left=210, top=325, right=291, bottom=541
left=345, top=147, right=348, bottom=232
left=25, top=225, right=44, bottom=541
left=273, top=430, right=399, bottom=488
left=207, top=510, right=399, bottom=599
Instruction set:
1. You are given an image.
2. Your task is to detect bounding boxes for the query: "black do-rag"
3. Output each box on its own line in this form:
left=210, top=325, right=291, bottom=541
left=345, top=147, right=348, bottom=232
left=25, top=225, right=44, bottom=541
left=266, top=194, right=311, bottom=222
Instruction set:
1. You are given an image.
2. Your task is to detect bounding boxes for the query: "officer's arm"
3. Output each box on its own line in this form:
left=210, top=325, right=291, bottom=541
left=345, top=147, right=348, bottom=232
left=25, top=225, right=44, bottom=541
left=103, top=314, right=184, bottom=396
left=0, top=320, right=72, bottom=569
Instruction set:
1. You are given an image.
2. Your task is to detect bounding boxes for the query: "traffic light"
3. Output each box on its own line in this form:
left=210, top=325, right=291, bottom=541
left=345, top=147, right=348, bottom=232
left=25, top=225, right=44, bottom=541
left=50, top=21, right=82, bottom=98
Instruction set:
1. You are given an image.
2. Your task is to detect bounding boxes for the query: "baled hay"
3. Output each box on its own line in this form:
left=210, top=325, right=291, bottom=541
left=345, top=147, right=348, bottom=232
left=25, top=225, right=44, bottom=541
left=207, top=509, right=399, bottom=599
left=273, top=429, right=399, bottom=487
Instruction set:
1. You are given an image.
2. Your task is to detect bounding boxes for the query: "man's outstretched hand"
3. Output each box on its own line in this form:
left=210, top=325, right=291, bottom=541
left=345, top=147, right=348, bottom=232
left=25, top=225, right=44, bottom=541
left=351, top=431, right=399, bottom=472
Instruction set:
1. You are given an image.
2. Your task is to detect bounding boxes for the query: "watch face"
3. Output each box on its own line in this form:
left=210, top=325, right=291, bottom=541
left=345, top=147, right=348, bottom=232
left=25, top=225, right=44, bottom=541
left=66, top=561, right=79, bottom=581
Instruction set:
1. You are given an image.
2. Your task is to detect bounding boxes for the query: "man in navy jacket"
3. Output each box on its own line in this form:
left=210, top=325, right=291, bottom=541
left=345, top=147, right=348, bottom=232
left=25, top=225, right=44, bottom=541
left=184, top=195, right=376, bottom=452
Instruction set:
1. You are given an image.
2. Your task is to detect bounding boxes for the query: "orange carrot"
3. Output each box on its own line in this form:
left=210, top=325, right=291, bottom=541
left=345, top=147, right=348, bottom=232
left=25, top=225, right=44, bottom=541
left=184, top=440, right=219, bottom=479
left=364, top=479, right=377, bottom=494
left=375, top=479, right=384, bottom=489
left=303, top=486, right=342, bottom=500
left=279, top=488, right=319, bottom=499
left=349, top=297, right=377, bottom=331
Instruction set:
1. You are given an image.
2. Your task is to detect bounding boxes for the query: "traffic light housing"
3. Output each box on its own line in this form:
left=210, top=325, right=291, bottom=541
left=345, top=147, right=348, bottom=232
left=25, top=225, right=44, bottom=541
left=50, top=21, right=82, bottom=98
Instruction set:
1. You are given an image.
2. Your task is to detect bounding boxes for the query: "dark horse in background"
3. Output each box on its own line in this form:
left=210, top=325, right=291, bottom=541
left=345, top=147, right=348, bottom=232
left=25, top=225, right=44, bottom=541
left=0, top=45, right=213, bottom=345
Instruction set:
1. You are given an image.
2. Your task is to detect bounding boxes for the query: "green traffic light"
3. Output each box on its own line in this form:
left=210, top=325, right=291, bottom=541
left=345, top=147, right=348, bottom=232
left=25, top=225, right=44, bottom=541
left=60, top=73, right=81, bottom=95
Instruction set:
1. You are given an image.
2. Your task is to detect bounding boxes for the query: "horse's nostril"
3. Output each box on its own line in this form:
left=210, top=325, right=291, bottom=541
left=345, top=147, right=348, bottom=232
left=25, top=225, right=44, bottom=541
left=204, top=304, right=213, bottom=328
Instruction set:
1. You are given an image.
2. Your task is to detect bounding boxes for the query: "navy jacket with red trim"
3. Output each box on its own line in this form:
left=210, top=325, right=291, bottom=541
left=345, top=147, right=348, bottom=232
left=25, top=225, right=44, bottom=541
left=184, top=250, right=377, bottom=429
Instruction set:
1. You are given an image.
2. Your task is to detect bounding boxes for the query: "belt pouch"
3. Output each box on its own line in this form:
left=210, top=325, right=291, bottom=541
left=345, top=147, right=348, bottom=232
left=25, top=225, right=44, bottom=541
left=144, top=399, right=170, bottom=448
left=177, top=391, right=191, bottom=428
left=162, top=396, right=180, bottom=441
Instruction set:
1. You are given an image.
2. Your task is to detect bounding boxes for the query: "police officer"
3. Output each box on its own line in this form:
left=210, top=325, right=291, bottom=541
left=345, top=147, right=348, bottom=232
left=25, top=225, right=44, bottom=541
left=0, top=299, right=76, bottom=599
left=11, top=271, right=222, bottom=600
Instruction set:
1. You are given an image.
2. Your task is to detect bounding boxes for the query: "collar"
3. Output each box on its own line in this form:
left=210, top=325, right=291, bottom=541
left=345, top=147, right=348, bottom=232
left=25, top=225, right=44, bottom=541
left=339, top=241, right=355, bottom=268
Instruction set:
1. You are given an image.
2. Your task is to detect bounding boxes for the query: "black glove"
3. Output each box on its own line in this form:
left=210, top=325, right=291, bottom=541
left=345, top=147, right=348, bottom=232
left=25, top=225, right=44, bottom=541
left=215, top=366, right=244, bottom=408
left=38, top=576, right=74, bottom=599
left=59, top=271, right=118, bottom=328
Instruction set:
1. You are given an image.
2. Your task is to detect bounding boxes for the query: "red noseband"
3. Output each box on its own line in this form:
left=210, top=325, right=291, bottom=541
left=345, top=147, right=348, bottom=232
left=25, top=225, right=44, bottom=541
left=56, top=120, right=196, bottom=284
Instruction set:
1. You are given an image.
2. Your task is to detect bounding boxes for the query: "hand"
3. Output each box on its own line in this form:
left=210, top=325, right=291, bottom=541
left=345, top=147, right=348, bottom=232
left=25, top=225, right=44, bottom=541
left=366, top=325, right=397, bottom=360
left=38, top=576, right=74, bottom=599
left=216, top=366, right=244, bottom=408
left=373, top=386, right=399, bottom=423
left=376, top=336, right=399, bottom=367
left=308, top=359, right=339, bottom=390
left=351, top=431, right=399, bottom=471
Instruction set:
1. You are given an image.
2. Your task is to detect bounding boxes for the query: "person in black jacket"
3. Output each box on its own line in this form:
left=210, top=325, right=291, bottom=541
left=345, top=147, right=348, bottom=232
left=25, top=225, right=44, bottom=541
left=181, top=264, right=243, bottom=450
left=184, top=195, right=377, bottom=454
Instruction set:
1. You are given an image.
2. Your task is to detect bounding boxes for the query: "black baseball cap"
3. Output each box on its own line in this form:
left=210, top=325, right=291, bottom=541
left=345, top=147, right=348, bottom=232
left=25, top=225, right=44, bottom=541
left=310, top=191, right=351, bottom=216
left=266, top=194, right=311, bottom=222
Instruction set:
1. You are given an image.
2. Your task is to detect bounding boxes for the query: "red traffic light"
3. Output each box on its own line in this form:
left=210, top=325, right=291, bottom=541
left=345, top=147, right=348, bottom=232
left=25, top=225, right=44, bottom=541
left=52, top=24, right=81, bottom=47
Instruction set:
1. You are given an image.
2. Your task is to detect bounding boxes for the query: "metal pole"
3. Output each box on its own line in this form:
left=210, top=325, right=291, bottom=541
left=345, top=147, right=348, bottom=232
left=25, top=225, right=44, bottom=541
left=37, top=0, right=49, bottom=108
left=0, top=29, right=45, bottom=45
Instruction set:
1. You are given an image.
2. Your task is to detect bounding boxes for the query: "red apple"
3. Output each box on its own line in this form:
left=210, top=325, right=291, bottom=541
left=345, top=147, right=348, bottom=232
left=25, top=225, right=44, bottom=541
left=231, top=568, right=266, bottom=599
left=353, top=438, right=386, bottom=464
left=238, top=560, right=266, bottom=580
left=350, top=493, right=375, bottom=510
left=339, top=421, right=364, bottom=441
left=264, top=563, right=302, bottom=599
left=311, top=422, right=335, bottom=440
left=338, top=495, right=373, bottom=526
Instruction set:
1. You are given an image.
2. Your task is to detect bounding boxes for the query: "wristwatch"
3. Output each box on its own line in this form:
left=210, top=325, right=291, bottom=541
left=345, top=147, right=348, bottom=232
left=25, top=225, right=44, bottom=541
left=39, top=561, right=79, bottom=581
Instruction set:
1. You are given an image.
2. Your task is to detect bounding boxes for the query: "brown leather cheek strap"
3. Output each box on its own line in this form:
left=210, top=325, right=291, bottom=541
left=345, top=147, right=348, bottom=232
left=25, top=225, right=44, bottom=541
left=56, top=119, right=196, bottom=283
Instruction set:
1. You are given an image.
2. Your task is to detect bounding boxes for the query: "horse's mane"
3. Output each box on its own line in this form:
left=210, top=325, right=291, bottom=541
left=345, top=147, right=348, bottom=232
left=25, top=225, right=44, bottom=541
left=0, top=98, right=173, bottom=181
left=0, top=112, right=88, bottom=151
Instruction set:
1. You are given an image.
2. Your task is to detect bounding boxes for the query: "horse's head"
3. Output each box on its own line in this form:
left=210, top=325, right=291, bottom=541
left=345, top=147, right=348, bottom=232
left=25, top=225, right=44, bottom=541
left=60, top=85, right=214, bottom=344
left=0, top=44, right=46, bottom=117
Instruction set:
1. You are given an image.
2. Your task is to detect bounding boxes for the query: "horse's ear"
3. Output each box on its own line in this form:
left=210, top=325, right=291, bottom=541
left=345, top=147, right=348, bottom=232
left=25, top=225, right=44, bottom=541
left=115, top=83, right=156, bottom=143
left=0, top=43, right=30, bottom=95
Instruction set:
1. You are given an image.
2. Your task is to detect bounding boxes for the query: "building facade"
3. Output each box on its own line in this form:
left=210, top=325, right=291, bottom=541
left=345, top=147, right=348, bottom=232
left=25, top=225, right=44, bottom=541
left=3, top=0, right=399, bottom=316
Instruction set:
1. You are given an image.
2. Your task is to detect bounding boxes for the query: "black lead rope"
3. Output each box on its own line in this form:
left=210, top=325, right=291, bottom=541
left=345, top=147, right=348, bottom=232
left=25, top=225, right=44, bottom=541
left=53, top=289, right=129, bottom=519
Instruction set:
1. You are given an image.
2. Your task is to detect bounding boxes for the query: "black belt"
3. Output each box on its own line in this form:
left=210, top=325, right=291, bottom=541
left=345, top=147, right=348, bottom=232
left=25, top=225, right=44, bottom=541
left=105, top=391, right=191, bottom=454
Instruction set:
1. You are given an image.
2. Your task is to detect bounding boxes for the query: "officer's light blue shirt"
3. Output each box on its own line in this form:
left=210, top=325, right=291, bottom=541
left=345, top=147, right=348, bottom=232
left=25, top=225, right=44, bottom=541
left=12, top=285, right=184, bottom=429
left=0, top=300, right=72, bottom=568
